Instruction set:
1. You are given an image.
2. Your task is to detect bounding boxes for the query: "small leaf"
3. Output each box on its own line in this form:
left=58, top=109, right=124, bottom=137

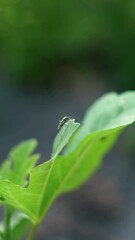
left=51, top=118, right=80, bottom=158
left=0, top=139, right=40, bottom=186
left=0, top=212, right=30, bottom=240
left=10, top=212, right=30, bottom=240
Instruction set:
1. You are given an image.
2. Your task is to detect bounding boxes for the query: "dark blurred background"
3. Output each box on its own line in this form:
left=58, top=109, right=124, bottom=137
left=0, top=1, right=135, bottom=239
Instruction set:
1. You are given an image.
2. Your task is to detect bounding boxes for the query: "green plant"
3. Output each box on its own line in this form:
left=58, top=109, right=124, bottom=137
left=1, top=0, right=135, bottom=89
left=0, top=91, right=135, bottom=240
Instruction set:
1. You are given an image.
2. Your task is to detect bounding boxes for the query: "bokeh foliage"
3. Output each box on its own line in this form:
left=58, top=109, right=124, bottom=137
left=0, top=0, right=135, bottom=88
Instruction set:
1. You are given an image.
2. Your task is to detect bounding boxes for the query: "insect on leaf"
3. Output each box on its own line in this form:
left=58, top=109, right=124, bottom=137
left=0, top=91, right=135, bottom=224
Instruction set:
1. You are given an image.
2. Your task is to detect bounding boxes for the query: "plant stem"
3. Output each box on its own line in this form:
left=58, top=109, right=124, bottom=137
left=4, top=205, right=12, bottom=240
left=27, top=224, right=38, bottom=240
left=0, top=231, right=4, bottom=238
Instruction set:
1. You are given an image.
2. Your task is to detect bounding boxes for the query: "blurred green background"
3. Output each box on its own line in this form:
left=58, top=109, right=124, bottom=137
left=0, top=2, right=135, bottom=240
left=0, top=0, right=135, bottom=90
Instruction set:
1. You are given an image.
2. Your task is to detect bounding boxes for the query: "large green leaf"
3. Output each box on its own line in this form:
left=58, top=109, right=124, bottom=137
left=0, top=91, right=134, bottom=225
left=64, top=91, right=135, bottom=154
left=0, top=119, right=80, bottom=223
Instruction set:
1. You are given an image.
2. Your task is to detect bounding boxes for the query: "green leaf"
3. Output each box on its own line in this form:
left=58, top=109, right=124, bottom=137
left=0, top=228, right=4, bottom=240
left=0, top=91, right=134, bottom=225
left=0, top=139, right=40, bottom=186
left=10, top=212, right=30, bottom=240
left=51, top=118, right=80, bottom=158
left=0, top=119, right=80, bottom=223
left=0, top=212, right=30, bottom=240
left=64, top=91, right=135, bottom=154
